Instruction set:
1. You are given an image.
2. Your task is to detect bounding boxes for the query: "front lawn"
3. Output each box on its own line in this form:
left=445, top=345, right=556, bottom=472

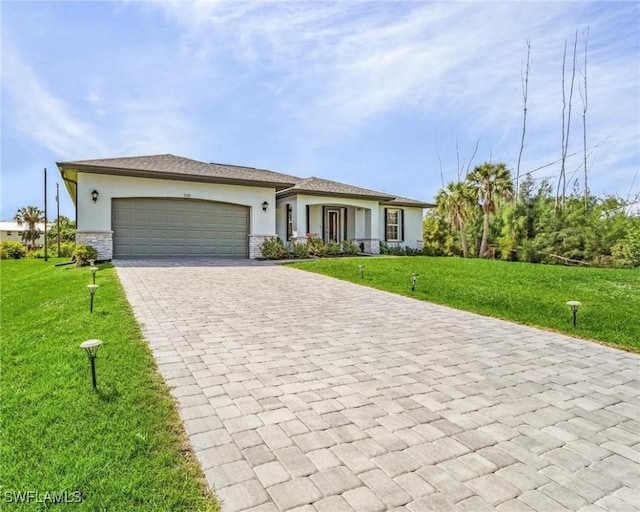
left=287, top=257, right=640, bottom=352
left=0, top=259, right=218, bottom=511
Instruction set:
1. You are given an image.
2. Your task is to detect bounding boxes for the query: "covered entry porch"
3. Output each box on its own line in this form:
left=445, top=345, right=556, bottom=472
left=276, top=195, right=382, bottom=254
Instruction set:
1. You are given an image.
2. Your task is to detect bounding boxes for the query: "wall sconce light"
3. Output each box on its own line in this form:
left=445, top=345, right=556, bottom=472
left=262, top=201, right=269, bottom=212
left=80, top=339, right=103, bottom=390
left=91, top=190, right=99, bottom=203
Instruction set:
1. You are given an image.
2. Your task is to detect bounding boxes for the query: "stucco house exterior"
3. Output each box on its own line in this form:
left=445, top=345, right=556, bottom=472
left=0, top=221, right=47, bottom=247
left=57, top=154, right=432, bottom=260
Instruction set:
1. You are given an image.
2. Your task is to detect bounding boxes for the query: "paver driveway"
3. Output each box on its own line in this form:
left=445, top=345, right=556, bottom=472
left=115, top=260, right=640, bottom=512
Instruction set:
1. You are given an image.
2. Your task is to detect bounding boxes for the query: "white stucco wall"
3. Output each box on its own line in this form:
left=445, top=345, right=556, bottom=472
left=379, top=206, right=425, bottom=249
left=77, top=173, right=277, bottom=235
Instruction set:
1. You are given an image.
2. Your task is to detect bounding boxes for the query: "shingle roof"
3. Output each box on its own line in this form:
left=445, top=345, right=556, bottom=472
left=57, top=154, right=299, bottom=189
left=277, top=177, right=396, bottom=200
left=383, top=195, right=435, bottom=208
left=57, top=154, right=432, bottom=207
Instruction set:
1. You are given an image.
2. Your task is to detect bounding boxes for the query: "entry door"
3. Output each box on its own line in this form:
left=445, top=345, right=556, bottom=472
left=328, top=209, right=339, bottom=243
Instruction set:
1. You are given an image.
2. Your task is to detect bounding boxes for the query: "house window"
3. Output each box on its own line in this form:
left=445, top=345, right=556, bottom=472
left=286, top=204, right=293, bottom=241
left=385, top=208, right=403, bottom=241
left=6, top=231, right=12, bottom=235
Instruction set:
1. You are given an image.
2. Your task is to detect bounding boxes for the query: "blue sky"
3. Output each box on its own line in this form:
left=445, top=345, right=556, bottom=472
left=1, top=1, right=638, bottom=220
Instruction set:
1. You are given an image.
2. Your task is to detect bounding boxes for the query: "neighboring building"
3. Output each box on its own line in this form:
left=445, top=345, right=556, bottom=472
left=57, top=154, right=433, bottom=260
left=0, top=221, right=47, bottom=248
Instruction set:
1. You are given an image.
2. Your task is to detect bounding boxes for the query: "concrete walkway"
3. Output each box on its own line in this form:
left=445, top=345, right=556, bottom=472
left=115, top=260, right=640, bottom=512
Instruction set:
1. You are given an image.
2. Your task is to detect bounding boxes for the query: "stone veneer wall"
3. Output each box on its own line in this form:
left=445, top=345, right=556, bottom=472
left=76, top=231, right=113, bottom=260
left=358, top=239, right=380, bottom=255
left=249, top=235, right=275, bottom=259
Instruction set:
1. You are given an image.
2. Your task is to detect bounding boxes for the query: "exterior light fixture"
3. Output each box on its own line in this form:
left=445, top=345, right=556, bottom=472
left=262, top=201, right=269, bottom=212
left=358, top=265, right=364, bottom=278
left=411, top=273, right=419, bottom=292
left=567, top=301, right=582, bottom=327
left=91, top=190, right=99, bottom=202
left=88, top=284, right=99, bottom=313
left=90, top=266, right=98, bottom=285
left=80, top=339, right=103, bottom=390
left=89, top=258, right=95, bottom=267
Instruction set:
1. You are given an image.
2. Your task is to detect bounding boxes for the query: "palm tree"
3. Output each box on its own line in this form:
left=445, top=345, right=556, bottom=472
left=436, top=181, right=475, bottom=257
left=467, top=162, right=514, bottom=258
left=14, top=206, right=44, bottom=251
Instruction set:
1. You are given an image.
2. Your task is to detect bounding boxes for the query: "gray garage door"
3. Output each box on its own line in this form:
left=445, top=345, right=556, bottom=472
left=112, top=198, right=249, bottom=258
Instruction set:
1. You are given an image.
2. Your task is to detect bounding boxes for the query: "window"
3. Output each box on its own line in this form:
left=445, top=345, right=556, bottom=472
left=286, top=204, right=293, bottom=241
left=6, top=231, right=12, bottom=236
left=385, top=208, right=404, bottom=241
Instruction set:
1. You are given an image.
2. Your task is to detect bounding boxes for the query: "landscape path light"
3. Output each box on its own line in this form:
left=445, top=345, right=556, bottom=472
left=411, top=273, right=419, bottom=292
left=90, top=266, right=98, bottom=285
left=80, top=339, right=102, bottom=390
left=567, top=301, right=582, bottom=327
left=358, top=264, right=364, bottom=278
left=88, top=284, right=99, bottom=313
left=89, top=258, right=95, bottom=267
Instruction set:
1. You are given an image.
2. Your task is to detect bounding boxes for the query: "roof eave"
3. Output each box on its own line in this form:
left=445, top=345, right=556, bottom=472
left=57, top=163, right=296, bottom=190
left=277, top=188, right=395, bottom=201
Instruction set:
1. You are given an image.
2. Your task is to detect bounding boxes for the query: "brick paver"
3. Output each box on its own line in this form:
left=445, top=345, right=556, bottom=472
left=116, top=259, right=640, bottom=511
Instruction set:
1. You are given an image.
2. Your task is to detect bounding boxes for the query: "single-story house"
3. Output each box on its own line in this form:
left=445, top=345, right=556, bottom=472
left=57, top=154, right=433, bottom=260
left=0, top=221, right=47, bottom=247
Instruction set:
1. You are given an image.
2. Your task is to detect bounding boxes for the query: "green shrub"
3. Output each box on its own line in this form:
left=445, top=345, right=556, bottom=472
left=379, top=241, right=389, bottom=255
left=290, top=242, right=310, bottom=259
left=385, top=244, right=422, bottom=256
left=612, top=226, right=640, bottom=268
left=309, top=238, right=328, bottom=257
left=326, top=241, right=341, bottom=255
left=261, top=237, right=287, bottom=260
left=74, top=244, right=98, bottom=266
left=341, top=240, right=360, bottom=255
left=1, top=241, right=26, bottom=259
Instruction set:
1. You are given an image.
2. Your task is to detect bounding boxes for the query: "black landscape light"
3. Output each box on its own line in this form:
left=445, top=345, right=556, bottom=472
left=358, top=265, right=364, bottom=278
left=411, top=273, right=419, bottom=292
left=87, top=284, right=99, bottom=313
left=80, top=339, right=103, bottom=390
left=567, top=301, right=582, bottom=327
left=90, top=266, right=98, bottom=285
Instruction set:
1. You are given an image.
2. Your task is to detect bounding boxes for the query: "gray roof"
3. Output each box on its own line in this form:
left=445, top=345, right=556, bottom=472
left=277, top=177, right=396, bottom=201
left=57, top=154, right=431, bottom=207
left=383, top=195, right=435, bottom=208
left=57, top=154, right=299, bottom=189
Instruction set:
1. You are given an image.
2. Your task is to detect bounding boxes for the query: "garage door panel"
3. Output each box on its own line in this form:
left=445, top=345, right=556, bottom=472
left=112, top=198, right=249, bottom=258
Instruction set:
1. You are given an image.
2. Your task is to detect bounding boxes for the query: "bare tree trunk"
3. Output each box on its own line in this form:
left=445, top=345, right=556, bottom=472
left=516, top=37, right=531, bottom=203
left=557, top=32, right=578, bottom=211
left=580, top=27, right=589, bottom=213
left=556, top=39, right=567, bottom=211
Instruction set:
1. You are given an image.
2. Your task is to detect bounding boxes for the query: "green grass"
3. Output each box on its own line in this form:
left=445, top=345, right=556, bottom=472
left=287, top=256, right=640, bottom=352
left=0, top=259, right=218, bottom=511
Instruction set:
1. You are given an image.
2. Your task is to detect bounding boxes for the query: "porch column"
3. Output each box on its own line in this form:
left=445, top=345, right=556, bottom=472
left=360, top=208, right=380, bottom=254
left=292, top=201, right=308, bottom=245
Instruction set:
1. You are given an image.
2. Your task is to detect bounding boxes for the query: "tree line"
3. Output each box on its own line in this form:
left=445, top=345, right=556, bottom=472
left=424, top=163, right=640, bottom=268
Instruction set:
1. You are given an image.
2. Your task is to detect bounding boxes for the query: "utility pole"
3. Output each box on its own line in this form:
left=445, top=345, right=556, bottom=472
left=56, top=183, right=61, bottom=257
left=44, top=168, right=48, bottom=262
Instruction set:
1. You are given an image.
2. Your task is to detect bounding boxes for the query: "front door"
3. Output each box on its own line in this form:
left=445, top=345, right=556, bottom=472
left=328, top=209, right=339, bottom=243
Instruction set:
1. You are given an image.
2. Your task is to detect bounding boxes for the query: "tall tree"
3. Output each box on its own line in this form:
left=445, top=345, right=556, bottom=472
left=467, top=162, right=514, bottom=258
left=436, top=181, right=475, bottom=257
left=14, top=206, right=44, bottom=250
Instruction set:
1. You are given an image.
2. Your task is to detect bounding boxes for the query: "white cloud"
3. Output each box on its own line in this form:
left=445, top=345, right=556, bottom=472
left=1, top=50, right=107, bottom=159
